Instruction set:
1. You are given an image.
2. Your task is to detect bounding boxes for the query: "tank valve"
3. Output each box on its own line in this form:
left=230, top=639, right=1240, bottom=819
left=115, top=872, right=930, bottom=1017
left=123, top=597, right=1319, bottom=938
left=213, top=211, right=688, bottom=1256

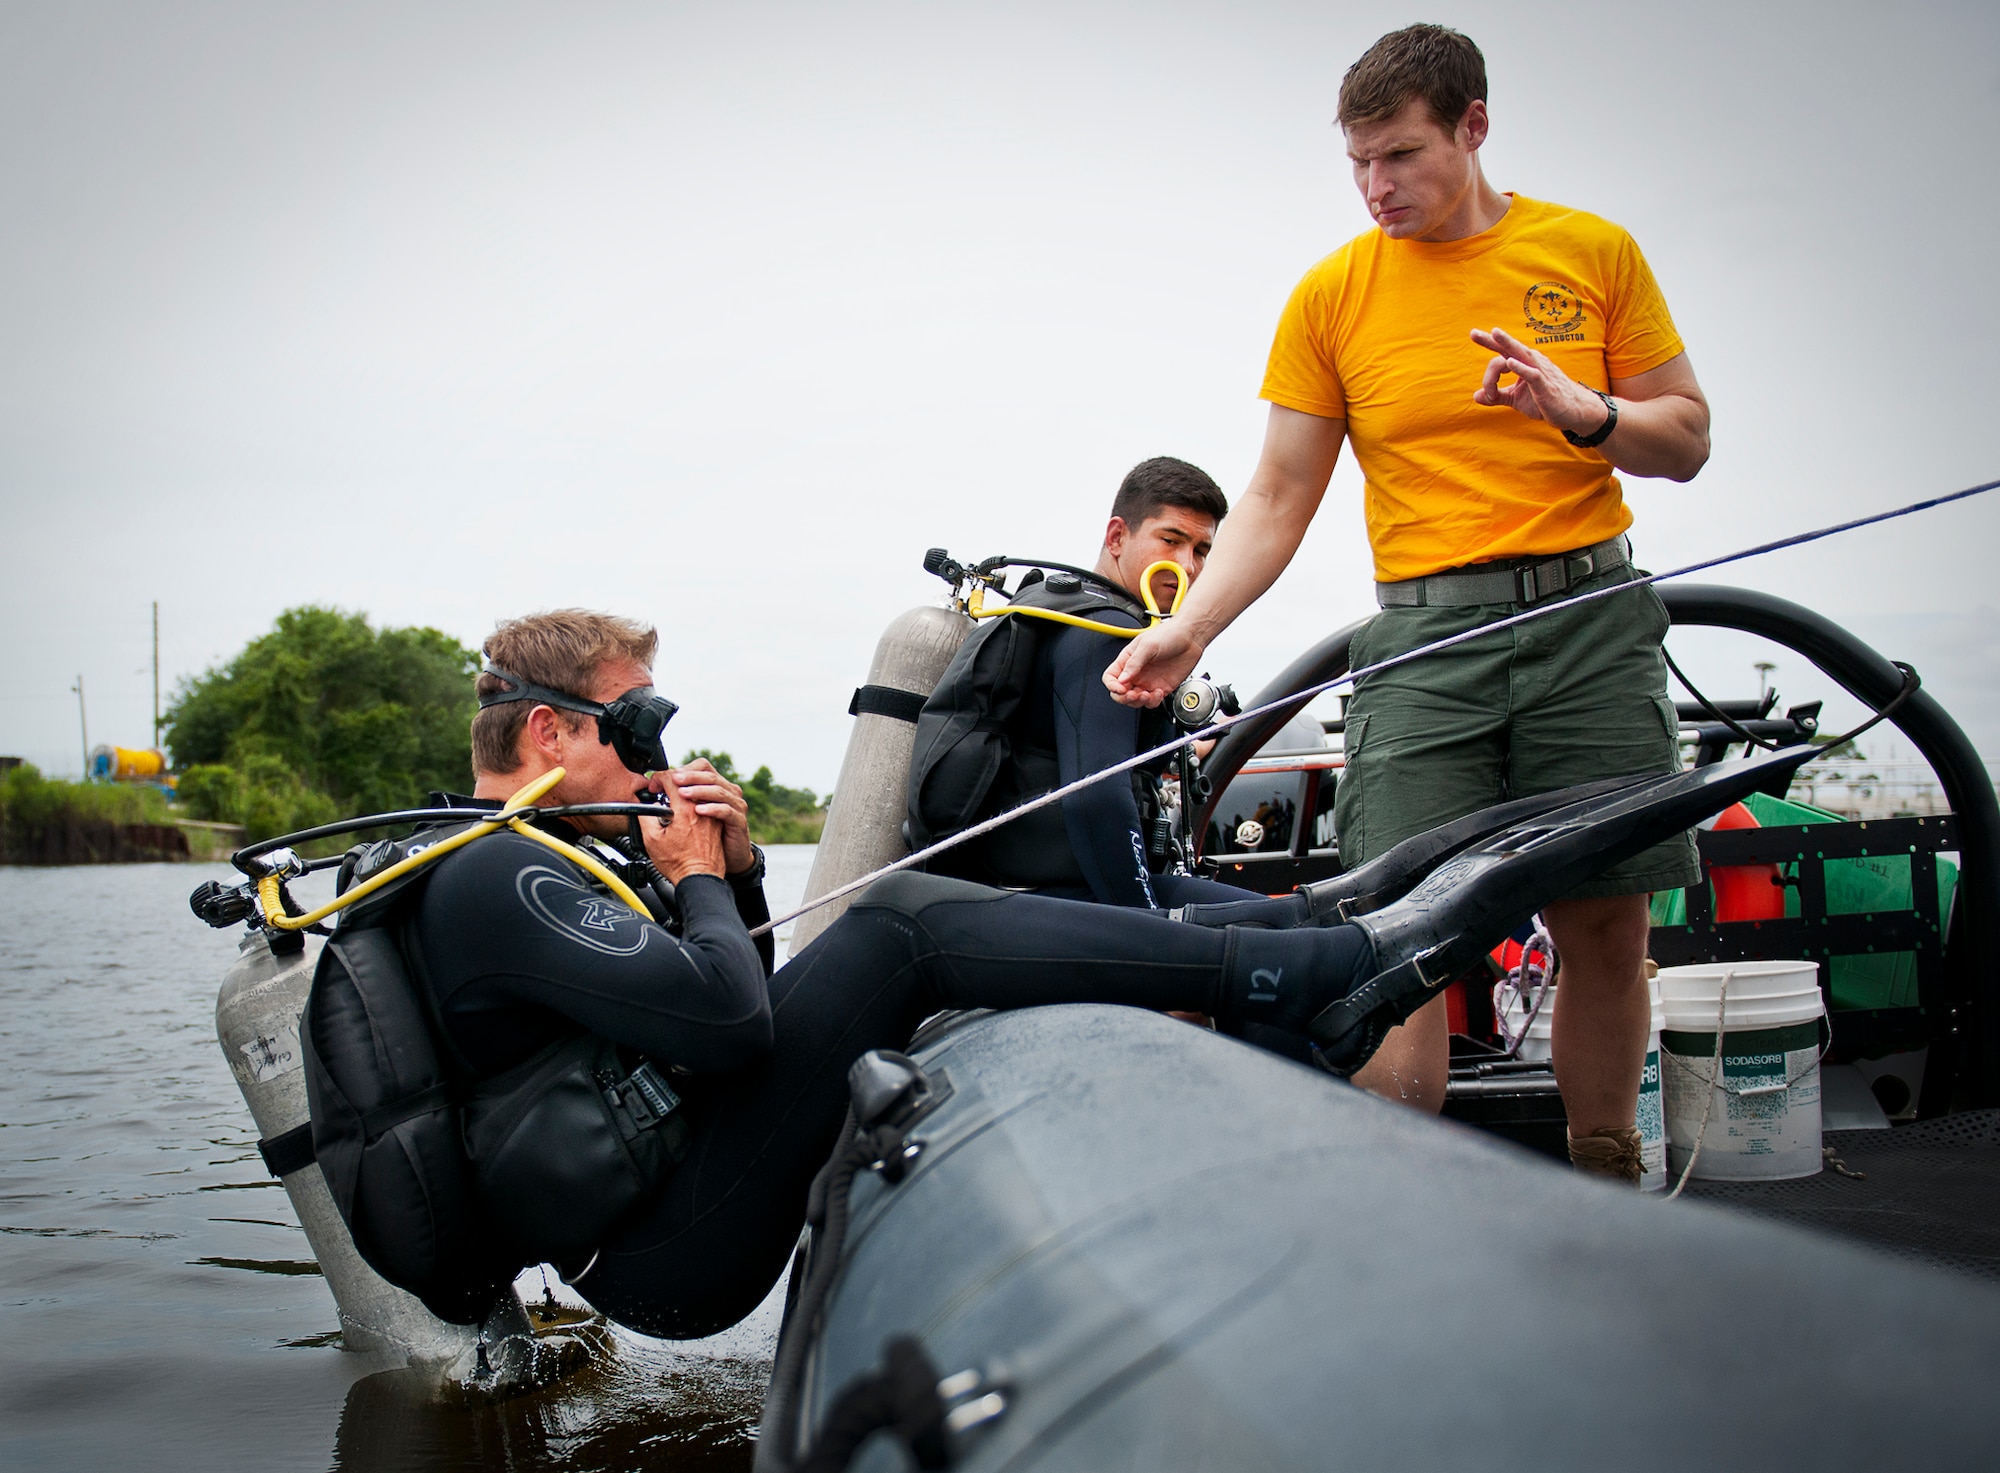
left=241, top=847, right=307, bottom=881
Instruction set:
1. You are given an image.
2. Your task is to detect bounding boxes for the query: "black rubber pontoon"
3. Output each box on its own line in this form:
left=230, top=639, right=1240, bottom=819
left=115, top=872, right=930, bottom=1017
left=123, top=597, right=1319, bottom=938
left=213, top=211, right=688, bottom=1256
left=764, top=1007, right=2000, bottom=1472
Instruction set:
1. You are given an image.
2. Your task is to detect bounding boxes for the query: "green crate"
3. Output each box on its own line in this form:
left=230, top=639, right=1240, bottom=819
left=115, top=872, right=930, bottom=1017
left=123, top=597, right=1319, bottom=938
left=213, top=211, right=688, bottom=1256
left=1649, top=791, right=1959, bottom=1011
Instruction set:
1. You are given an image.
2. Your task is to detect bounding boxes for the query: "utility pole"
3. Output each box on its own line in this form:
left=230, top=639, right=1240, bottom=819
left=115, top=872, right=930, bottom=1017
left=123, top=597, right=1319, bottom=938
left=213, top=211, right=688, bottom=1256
left=72, top=674, right=89, bottom=779
left=152, top=601, right=162, bottom=752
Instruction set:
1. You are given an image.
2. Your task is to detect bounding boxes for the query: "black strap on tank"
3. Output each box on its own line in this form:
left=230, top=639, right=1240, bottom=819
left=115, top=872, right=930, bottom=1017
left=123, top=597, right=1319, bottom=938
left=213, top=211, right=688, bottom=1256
left=257, top=1122, right=317, bottom=1178
left=849, top=685, right=927, bottom=723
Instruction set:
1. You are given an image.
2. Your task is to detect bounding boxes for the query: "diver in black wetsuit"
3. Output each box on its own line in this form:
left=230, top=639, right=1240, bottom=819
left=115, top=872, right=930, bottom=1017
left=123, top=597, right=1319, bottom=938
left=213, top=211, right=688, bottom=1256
left=919, top=457, right=1248, bottom=910
left=413, top=608, right=1786, bottom=1340
left=427, top=609, right=1379, bottom=1336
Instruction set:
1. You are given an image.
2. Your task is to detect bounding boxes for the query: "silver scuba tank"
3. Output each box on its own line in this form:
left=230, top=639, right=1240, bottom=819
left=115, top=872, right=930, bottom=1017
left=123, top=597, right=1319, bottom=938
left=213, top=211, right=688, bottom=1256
left=214, top=927, right=537, bottom=1384
left=791, top=604, right=973, bottom=951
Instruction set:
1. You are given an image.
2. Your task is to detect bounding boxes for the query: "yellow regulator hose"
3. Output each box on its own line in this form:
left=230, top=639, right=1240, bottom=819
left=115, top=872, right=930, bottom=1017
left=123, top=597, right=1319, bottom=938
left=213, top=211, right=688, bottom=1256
left=257, top=766, right=652, bottom=931
left=965, top=560, right=1187, bottom=639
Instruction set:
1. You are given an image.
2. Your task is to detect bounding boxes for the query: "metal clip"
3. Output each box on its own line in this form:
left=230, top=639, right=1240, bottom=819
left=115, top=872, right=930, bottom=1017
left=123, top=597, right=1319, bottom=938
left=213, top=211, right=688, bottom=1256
left=1409, top=942, right=1452, bottom=990
left=628, top=1064, right=684, bottom=1120
left=872, top=1138, right=925, bottom=1180
left=937, top=1367, right=1010, bottom=1437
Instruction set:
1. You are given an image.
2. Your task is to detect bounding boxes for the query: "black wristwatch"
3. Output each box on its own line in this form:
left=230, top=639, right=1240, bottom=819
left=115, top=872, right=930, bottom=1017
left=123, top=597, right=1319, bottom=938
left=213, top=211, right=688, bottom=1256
left=727, top=844, right=768, bottom=888
left=1563, top=388, right=1618, bottom=449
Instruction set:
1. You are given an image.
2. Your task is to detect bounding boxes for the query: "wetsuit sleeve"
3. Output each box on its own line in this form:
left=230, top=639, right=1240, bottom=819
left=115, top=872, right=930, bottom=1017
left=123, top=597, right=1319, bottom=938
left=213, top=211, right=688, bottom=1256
left=730, top=875, right=777, bottom=978
left=1048, top=625, right=1159, bottom=908
left=417, top=833, right=773, bottom=1076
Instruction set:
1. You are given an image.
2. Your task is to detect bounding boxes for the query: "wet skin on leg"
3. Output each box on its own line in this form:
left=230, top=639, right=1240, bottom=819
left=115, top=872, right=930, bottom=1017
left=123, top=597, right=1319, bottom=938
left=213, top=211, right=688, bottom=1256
left=1348, top=992, right=1448, bottom=1114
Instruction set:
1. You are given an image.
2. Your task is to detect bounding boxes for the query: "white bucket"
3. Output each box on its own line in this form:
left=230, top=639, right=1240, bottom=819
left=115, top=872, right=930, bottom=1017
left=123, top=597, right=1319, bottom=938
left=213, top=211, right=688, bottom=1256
left=1657, top=962, right=1824, bottom=1181
left=1500, top=987, right=1556, bottom=1065
left=1637, top=977, right=1667, bottom=1192
left=1499, top=980, right=1669, bottom=1190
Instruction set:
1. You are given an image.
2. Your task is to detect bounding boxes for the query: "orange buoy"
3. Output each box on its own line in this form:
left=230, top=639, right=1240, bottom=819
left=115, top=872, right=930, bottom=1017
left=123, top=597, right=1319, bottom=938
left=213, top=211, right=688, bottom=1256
left=1709, top=802, right=1786, bottom=921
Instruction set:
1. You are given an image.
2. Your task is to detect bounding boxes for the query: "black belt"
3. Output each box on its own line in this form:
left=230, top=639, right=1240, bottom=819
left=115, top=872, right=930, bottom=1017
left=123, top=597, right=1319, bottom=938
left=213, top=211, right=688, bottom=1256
left=1375, top=535, right=1631, bottom=608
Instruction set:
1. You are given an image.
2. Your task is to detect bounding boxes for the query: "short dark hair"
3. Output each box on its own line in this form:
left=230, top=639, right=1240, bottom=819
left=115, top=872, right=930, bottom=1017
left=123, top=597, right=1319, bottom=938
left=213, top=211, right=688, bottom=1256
left=471, top=609, right=658, bottom=775
left=1338, top=24, right=1486, bottom=134
left=1109, top=457, right=1227, bottom=532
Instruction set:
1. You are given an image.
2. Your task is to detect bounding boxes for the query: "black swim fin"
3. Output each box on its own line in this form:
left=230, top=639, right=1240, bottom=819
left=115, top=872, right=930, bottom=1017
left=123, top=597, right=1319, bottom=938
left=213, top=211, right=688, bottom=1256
left=1307, top=745, right=1818, bottom=1070
left=1173, top=773, right=1651, bottom=932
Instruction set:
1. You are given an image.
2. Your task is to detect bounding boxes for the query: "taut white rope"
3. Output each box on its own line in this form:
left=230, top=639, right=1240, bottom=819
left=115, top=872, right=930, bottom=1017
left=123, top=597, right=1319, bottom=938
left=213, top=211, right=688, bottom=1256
left=753, top=476, right=1999, bottom=939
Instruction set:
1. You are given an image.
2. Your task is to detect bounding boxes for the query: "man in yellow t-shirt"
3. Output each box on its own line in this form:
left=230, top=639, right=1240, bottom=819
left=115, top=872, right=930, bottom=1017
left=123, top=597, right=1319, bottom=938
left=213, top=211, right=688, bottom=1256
left=1105, top=24, right=1711, bottom=1183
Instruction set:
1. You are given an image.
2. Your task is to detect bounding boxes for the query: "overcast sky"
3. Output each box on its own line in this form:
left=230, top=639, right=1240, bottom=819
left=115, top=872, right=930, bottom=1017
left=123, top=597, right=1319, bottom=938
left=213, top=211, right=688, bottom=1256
left=4, top=0, right=1996, bottom=793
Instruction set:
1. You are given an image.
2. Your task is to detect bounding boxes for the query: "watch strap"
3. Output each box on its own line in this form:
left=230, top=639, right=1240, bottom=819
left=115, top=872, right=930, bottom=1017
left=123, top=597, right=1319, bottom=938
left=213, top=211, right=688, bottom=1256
left=728, top=844, right=768, bottom=888
left=1563, top=389, right=1618, bottom=449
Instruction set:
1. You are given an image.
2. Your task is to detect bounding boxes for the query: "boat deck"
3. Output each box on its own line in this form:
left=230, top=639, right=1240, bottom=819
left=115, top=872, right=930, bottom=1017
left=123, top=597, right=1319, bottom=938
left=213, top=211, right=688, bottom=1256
left=1684, top=1109, right=2000, bottom=1284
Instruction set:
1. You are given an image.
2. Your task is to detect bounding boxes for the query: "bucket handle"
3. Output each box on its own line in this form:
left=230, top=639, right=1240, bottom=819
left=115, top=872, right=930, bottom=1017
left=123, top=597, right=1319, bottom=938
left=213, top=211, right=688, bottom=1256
left=1664, top=972, right=1830, bottom=1199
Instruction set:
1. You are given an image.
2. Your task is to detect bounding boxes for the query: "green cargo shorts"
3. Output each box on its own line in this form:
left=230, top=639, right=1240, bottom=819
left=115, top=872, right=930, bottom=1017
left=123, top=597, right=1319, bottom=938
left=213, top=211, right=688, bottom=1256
left=1333, top=563, right=1700, bottom=900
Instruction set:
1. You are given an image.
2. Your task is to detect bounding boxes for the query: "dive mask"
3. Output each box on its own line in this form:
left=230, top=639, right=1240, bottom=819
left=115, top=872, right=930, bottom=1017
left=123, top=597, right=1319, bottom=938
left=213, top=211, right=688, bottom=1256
left=479, top=664, right=680, bottom=775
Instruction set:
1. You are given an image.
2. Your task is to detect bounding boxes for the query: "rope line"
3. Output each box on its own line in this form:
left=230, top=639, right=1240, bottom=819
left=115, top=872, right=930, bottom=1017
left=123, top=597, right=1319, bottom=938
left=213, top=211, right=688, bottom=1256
left=751, top=475, right=1998, bottom=939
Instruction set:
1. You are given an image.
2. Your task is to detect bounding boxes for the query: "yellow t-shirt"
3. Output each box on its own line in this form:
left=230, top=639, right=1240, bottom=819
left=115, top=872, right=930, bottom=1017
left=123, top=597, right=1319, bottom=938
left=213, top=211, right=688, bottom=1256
left=1261, top=195, right=1685, bottom=583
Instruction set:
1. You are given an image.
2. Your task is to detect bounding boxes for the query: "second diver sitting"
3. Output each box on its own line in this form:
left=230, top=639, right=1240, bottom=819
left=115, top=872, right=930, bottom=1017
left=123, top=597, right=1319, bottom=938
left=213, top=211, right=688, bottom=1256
left=906, top=456, right=1249, bottom=909
left=400, top=606, right=1741, bottom=1341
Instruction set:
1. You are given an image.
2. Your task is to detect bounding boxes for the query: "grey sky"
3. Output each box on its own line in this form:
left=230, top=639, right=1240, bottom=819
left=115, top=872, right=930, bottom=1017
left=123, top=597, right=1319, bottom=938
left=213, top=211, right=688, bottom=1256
left=4, top=0, right=1996, bottom=791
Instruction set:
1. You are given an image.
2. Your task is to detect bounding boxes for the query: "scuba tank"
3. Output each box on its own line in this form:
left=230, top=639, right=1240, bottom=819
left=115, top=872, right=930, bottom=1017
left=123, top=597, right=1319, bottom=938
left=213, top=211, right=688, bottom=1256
left=213, top=919, right=538, bottom=1383
left=199, top=772, right=697, bottom=1388
left=793, top=595, right=973, bottom=952
left=797, top=547, right=1202, bottom=946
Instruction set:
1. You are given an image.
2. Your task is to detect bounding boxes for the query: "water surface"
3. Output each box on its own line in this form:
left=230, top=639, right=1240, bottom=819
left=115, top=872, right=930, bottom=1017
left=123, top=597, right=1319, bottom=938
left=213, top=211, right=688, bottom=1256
left=0, top=848, right=819, bottom=1472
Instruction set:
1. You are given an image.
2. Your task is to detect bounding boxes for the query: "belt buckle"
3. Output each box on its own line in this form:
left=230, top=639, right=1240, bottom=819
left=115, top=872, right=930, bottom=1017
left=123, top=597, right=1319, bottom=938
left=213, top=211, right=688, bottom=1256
left=1520, top=557, right=1569, bottom=604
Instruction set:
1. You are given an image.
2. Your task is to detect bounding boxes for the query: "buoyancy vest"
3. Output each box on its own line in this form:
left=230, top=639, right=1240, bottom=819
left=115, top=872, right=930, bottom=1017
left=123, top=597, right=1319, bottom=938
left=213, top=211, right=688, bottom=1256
left=905, top=573, right=1155, bottom=882
left=301, top=825, right=690, bottom=1323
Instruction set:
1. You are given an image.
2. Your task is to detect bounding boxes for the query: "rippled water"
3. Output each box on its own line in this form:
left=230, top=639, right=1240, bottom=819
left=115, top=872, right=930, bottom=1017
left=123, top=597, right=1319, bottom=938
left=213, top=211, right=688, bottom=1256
left=0, top=848, right=820, bottom=1472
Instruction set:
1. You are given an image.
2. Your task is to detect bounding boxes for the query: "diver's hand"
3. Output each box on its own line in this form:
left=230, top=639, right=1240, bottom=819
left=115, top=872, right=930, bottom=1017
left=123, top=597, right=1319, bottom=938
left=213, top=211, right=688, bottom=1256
left=1103, top=623, right=1202, bottom=709
left=639, top=774, right=727, bottom=883
left=670, top=758, right=755, bottom=876
left=1469, top=327, right=1610, bottom=438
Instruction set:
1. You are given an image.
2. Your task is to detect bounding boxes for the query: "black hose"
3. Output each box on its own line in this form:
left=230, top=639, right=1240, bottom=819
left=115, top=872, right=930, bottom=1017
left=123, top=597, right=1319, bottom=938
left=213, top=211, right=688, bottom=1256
left=1661, top=646, right=1782, bottom=751
left=1664, top=647, right=1920, bottom=758
left=231, top=799, right=679, bottom=876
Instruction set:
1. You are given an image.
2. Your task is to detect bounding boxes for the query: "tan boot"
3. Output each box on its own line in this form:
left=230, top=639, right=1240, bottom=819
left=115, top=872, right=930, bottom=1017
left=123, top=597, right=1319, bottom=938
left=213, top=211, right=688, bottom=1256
left=1568, top=1126, right=1644, bottom=1185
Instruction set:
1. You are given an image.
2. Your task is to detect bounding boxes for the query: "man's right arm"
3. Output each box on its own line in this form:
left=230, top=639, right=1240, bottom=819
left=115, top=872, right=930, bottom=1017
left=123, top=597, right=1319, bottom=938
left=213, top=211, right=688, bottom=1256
left=1103, top=404, right=1345, bottom=708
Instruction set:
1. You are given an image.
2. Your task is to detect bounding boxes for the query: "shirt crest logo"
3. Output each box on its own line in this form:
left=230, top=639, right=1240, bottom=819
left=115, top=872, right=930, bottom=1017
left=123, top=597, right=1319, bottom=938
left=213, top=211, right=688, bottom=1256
left=1524, top=281, right=1587, bottom=344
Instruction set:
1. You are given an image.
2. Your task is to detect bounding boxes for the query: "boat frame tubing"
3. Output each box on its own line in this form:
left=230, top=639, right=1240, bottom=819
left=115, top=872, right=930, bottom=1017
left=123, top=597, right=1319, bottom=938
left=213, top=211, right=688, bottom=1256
left=1192, top=583, right=2000, bottom=1108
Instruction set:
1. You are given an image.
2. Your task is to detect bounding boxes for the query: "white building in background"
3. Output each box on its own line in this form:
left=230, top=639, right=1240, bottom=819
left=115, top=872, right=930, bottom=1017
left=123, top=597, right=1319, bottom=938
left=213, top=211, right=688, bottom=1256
left=1791, top=759, right=1957, bottom=820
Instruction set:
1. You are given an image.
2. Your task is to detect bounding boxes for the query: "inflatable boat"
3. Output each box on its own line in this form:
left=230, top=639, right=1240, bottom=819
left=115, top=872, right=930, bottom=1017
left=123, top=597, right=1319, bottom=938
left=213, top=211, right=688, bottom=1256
left=194, top=573, right=2000, bottom=1466
left=756, top=578, right=2000, bottom=1471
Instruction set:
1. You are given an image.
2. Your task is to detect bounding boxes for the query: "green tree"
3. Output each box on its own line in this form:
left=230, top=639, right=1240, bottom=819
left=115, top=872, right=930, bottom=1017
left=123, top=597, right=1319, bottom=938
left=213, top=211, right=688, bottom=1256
left=167, top=607, right=478, bottom=837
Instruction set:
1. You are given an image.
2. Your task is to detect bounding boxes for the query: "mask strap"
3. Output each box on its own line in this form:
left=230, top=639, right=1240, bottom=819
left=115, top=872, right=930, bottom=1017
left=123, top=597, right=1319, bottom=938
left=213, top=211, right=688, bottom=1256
left=477, top=664, right=605, bottom=718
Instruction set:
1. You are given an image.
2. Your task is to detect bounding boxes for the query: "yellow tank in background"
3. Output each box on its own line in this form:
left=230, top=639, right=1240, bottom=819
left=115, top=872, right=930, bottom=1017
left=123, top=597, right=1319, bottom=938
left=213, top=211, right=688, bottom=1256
left=89, top=745, right=170, bottom=782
